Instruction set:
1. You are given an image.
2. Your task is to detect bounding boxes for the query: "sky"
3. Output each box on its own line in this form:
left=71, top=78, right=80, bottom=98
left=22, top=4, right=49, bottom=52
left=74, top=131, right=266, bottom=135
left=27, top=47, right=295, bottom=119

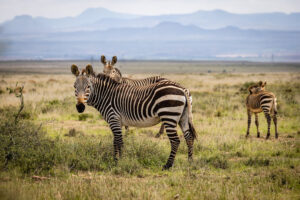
left=0, top=0, right=300, bottom=23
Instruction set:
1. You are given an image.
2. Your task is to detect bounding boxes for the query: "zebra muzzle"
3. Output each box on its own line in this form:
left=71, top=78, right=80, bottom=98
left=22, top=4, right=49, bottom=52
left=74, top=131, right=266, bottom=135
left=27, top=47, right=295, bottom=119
left=76, top=103, right=85, bottom=113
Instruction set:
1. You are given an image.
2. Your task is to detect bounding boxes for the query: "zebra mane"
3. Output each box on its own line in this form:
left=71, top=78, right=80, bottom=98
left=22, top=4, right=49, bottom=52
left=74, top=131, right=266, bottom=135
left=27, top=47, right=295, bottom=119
left=113, top=67, right=122, bottom=77
left=96, top=73, right=121, bottom=84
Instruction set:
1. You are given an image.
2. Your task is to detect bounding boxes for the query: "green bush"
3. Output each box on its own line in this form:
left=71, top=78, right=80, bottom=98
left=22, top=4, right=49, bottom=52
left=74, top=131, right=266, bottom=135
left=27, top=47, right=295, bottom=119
left=0, top=108, right=57, bottom=174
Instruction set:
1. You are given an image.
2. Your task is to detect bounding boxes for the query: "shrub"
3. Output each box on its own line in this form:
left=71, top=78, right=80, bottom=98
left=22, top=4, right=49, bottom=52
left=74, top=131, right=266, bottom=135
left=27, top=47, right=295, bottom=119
left=0, top=108, right=57, bottom=174
left=239, top=81, right=256, bottom=94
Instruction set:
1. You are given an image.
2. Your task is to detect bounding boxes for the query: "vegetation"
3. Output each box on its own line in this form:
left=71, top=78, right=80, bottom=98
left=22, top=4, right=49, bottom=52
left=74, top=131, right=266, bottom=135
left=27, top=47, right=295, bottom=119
left=0, top=63, right=299, bottom=199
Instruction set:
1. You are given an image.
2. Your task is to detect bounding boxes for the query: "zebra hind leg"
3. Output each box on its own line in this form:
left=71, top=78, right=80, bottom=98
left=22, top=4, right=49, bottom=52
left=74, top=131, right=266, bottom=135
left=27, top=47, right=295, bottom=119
left=125, top=126, right=129, bottom=135
left=163, top=123, right=180, bottom=170
left=255, top=113, right=260, bottom=138
left=246, top=109, right=252, bottom=138
left=264, top=112, right=271, bottom=139
left=155, top=124, right=165, bottom=138
left=273, top=114, right=278, bottom=139
left=179, top=108, right=195, bottom=162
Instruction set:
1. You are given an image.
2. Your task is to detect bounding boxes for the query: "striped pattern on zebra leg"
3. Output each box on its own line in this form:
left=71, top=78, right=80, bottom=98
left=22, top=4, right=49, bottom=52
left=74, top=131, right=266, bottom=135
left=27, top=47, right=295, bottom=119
left=179, top=104, right=195, bottom=161
left=273, top=114, right=278, bottom=139
left=246, top=109, right=252, bottom=138
left=108, top=117, right=123, bottom=161
left=255, top=113, right=260, bottom=138
left=155, top=124, right=165, bottom=138
left=163, top=123, right=180, bottom=170
left=264, top=112, right=272, bottom=139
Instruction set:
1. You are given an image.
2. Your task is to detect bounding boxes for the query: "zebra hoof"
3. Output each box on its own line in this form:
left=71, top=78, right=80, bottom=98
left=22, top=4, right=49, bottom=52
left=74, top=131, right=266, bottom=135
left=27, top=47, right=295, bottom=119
left=162, top=164, right=172, bottom=170
left=257, top=133, right=260, bottom=138
left=245, top=134, right=249, bottom=138
left=275, top=134, right=279, bottom=139
left=155, top=133, right=161, bottom=138
left=266, top=135, right=270, bottom=140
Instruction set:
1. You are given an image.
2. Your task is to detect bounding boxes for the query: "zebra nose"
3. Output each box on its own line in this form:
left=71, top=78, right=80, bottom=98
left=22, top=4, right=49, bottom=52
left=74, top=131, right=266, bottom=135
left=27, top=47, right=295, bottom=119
left=76, top=103, right=85, bottom=113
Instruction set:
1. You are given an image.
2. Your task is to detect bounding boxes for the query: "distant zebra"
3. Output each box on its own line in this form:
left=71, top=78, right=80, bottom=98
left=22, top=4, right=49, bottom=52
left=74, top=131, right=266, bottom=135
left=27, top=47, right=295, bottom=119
left=100, top=55, right=192, bottom=138
left=71, top=64, right=196, bottom=169
left=246, top=81, right=278, bottom=139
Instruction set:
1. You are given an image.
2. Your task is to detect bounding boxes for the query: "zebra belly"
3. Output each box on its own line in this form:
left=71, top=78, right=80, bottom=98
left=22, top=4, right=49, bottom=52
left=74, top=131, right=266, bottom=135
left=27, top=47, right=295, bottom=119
left=121, top=116, right=161, bottom=127
left=250, top=107, right=262, bottom=113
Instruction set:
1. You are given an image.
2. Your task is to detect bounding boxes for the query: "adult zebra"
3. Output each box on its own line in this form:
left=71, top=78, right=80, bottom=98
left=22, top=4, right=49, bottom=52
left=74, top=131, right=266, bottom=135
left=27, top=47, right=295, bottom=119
left=100, top=55, right=192, bottom=138
left=246, top=81, right=278, bottom=139
left=71, top=64, right=197, bottom=169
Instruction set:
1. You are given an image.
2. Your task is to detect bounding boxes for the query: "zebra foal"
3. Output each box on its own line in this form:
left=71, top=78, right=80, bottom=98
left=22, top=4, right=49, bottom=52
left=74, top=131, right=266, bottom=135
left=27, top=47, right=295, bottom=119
left=246, top=81, right=278, bottom=139
left=71, top=64, right=196, bottom=169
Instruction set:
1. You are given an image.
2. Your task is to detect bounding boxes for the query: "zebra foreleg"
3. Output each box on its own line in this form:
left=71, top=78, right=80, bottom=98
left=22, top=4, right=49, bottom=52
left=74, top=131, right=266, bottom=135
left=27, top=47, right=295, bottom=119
left=246, top=109, right=252, bottom=138
left=264, top=112, right=271, bottom=139
left=255, top=113, right=260, bottom=138
left=155, top=124, right=165, bottom=138
left=109, top=121, right=123, bottom=161
left=163, top=123, right=180, bottom=170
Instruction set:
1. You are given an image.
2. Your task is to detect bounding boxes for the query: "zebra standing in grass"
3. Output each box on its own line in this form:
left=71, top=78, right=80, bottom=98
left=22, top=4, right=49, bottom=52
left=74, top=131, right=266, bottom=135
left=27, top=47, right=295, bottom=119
left=246, top=81, right=278, bottom=139
left=100, top=55, right=192, bottom=138
left=71, top=64, right=196, bottom=169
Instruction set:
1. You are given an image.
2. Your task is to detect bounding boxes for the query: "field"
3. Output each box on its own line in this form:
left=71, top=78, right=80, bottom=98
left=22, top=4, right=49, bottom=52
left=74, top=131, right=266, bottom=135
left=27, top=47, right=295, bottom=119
left=0, top=61, right=299, bottom=200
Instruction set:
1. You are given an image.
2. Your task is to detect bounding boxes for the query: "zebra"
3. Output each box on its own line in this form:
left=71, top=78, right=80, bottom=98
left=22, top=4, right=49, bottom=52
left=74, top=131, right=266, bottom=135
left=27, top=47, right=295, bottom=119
left=71, top=64, right=196, bottom=170
left=246, top=81, right=278, bottom=139
left=100, top=55, right=171, bottom=137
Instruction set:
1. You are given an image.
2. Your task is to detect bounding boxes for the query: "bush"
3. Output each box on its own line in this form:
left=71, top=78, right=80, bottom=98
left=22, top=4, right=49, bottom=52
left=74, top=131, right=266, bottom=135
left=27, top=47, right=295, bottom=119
left=0, top=108, right=57, bottom=174
left=239, top=81, right=256, bottom=94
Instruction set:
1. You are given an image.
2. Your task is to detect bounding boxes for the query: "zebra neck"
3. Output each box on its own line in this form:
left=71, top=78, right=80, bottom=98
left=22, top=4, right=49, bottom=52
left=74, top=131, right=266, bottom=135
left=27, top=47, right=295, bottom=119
left=87, top=75, right=118, bottom=117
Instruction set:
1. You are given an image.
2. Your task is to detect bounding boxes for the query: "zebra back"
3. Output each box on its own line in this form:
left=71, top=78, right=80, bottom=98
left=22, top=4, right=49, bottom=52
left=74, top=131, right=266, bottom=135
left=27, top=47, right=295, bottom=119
left=246, top=91, right=277, bottom=114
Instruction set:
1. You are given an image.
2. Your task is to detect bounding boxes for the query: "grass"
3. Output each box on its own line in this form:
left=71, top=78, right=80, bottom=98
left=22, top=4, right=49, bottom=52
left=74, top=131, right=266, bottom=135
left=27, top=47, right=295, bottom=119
left=0, top=62, right=299, bottom=199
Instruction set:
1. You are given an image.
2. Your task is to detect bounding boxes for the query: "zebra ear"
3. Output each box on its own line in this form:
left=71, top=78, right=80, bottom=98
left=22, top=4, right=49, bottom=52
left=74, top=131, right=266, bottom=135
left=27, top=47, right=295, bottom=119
left=101, top=55, right=107, bottom=65
left=263, top=81, right=267, bottom=87
left=71, top=64, right=79, bottom=76
left=86, top=64, right=95, bottom=76
left=258, top=81, right=263, bottom=86
left=111, top=56, right=117, bottom=65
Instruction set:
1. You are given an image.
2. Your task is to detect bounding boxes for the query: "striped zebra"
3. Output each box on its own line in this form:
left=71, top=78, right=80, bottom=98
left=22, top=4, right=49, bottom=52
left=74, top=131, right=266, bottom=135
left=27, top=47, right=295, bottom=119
left=71, top=64, right=197, bottom=169
left=246, top=81, right=278, bottom=139
left=100, top=55, right=188, bottom=138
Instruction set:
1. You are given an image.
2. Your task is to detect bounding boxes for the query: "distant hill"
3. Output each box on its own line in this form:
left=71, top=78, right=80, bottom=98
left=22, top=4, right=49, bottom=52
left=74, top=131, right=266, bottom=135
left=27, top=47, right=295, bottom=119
left=0, top=8, right=300, bottom=61
left=1, top=8, right=300, bottom=34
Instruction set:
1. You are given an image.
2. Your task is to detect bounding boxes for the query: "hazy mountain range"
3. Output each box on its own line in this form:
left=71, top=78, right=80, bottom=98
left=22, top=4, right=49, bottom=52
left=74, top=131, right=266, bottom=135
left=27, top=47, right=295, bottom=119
left=0, top=7, right=300, bottom=61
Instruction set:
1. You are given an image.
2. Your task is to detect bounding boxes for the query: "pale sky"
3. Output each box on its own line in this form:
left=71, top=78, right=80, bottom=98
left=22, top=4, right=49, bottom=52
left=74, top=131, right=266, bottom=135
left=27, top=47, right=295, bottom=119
left=0, top=0, right=300, bottom=23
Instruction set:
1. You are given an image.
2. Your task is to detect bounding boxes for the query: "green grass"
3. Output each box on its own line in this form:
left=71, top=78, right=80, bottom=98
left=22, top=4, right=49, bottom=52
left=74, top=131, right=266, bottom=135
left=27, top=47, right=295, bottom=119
left=0, top=71, right=299, bottom=199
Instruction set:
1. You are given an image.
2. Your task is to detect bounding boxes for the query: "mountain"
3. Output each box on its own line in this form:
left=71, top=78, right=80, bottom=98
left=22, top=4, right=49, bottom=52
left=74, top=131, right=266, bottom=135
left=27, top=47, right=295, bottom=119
left=1, top=22, right=299, bottom=60
left=0, top=8, right=300, bottom=61
left=0, top=7, right=140, bottom=34
left=1, top=8, right=300, bottom=35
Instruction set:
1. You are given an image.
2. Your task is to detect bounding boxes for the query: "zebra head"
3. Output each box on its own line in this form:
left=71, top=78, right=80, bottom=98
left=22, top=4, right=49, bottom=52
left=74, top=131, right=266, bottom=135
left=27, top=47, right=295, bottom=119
left=71, top=64, right=95, bottom=113
left=248, top=81, right=267, bottom=94
left=101, top=55, right=117, bottom=74
left=101, top=55, right=122, bottom=82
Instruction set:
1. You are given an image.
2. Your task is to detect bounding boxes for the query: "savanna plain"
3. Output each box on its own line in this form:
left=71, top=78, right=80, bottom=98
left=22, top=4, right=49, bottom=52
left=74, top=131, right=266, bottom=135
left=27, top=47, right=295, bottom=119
left=0, top=61, right=299, bottom=200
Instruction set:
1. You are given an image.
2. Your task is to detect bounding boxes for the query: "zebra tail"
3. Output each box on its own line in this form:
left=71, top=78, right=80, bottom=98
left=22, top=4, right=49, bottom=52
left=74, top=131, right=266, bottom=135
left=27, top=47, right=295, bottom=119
left=184, top=90, right=197, bottom=140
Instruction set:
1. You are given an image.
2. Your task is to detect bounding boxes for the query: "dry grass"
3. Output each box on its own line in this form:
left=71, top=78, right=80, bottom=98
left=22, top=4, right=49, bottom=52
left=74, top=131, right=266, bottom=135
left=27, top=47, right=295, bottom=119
left=0, top=61, right=299, bottom=200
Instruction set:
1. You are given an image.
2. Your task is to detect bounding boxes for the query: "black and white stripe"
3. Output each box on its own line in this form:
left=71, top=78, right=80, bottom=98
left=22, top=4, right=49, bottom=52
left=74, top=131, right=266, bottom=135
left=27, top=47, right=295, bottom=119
left=246, top=81, right=278, bottom=139
left=100, top=55, right=192, bottom=138
left=71, top=64, right=197, bottom=169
